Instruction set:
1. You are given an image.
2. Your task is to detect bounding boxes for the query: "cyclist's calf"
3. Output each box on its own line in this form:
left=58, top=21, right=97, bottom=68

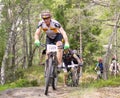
left=56, top=41, right=63, bottom=67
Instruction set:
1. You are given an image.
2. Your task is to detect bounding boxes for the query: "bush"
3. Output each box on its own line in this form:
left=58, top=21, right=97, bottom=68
left=6, top=68, right=25, bottom=83
left=10, top=79, right=30, bottom=87
left=30, top=79, right=39, bottom=86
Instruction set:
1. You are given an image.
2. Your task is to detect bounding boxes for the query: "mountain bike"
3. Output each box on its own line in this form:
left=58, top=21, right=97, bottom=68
left=96, top=70, right=103, bottom=80
left=42, top=44, right=58, bottom=95
left=66, top=64, right=80, bottom=87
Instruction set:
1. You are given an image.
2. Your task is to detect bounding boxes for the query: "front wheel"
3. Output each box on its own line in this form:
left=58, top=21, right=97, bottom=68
left=72, top=68, right=78, bottom=87
left=52, top=65, right=58, bottom=90
left=52, top=77, right=58, bottom=90
left=44, top=58, right=53, bottom=95
left=66, top=72, right=73, bottom=86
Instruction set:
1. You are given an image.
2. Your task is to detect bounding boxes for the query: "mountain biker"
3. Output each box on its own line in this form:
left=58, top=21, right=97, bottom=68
left=95, top=58, right=104, bottom=79
left=34, top=10, right=70, bottom=70
left=62, top=49, right=83, bottom=86
left=109, top=59, right=120, bottom=75
left=72, top=49, right=83, bottom=76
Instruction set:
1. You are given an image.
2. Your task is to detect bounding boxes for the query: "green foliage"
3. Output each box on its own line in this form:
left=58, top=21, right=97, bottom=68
left=0, top=84, right=11, bottom=91
left=84, top=65, right=95, bottom=73
left=6, top=68, right=25, bottom=83
left=30, top=80, right=39, bottom=86
left=81, top=75, right=120, bottom=89
left=0, top=66, right=44, bottom=91
left=10, top=79, right=30, bottom=87
left=90, top=76, right=120, bottom=88
left=10, top=79, right=39, bottom=87
left=24, top=65, right=45, bottom=85
left=0, top=78, right=39, bottom=91
left=54, top=5, right=66, bottom=28
left=90, top=25, right=101, bottom=35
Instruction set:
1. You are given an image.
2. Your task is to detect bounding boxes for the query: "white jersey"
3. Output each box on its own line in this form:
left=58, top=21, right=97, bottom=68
left=37, top=19, right=61, bottom=39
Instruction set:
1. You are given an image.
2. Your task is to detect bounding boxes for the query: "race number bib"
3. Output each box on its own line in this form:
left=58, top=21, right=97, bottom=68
left=47, top=44, right=58, bottom=52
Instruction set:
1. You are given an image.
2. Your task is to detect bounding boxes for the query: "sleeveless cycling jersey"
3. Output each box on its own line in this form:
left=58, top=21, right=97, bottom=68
left=63, top=52, right=72, bottom=65
left=63, top=50, right=80, bottom=65
left=37, top=19, right=61, bottom=39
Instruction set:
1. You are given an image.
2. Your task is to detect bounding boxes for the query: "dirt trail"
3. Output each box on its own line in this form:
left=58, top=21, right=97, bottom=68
left=0, top=86, right=120, bottom=98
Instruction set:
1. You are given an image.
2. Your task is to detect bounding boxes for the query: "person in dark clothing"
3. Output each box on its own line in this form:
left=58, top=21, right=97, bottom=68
left=62, top=49, right=83, bottom=86
left=95, top=58, right=104, bottom=79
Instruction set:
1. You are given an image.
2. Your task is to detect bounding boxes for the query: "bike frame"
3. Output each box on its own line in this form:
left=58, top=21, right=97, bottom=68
left=44, top=44, right=58, bottom=95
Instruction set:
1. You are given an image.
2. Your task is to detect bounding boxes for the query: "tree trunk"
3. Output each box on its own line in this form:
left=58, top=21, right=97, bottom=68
left=103, top=13, right=120, bottom=80
left=27, top=4, right=33, bottom=67
left=22, top=15, right=28, bottom=69
left=1, top=23, right=14, bottom=85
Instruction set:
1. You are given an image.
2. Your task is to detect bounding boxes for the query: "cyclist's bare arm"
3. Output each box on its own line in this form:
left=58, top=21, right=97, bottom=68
left=59, top=27, right=69, bottom=44
left=80, top=58, right=83, bottom=64
left=34, top=27, right=41, bottom=40
left=73, top=54, right=81, bottom=64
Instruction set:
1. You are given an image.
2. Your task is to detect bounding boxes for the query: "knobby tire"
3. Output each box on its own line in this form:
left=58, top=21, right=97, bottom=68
left=52, top=65, right=58, bottom=90
left=44, top=57, right=53, bottom=95
left=72, top=68, right=78, bottom=87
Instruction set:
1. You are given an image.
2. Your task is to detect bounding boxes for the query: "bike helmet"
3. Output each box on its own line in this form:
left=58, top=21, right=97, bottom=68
left=41, top=10, right=51, bottom=19
left=72, top=50, right=77, bottom=54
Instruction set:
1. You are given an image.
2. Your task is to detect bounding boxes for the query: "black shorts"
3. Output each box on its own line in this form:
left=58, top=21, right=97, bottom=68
left=64, top=62, right=72, bottom=72
left=46, top=33, right=63, bottom=44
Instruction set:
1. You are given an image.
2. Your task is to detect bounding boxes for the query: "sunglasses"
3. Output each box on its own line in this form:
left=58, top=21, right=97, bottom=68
left=43, top=17, right=50, bottom=20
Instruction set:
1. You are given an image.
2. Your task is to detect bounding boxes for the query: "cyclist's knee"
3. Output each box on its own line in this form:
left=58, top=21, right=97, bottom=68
left=56, top=41, right=63, bottom=49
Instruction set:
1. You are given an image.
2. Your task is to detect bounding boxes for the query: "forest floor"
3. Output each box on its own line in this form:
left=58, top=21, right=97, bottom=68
left=0, top=85, right=120, bottom=98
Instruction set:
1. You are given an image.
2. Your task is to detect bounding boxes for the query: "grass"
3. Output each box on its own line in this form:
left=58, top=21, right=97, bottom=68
left=0, top=79, right=29, bottom=91
left=91, top=76, right=120, bottom=88
left=80, top=74, right=120, bottom=88
left=0, top=84, right=11, bottom=91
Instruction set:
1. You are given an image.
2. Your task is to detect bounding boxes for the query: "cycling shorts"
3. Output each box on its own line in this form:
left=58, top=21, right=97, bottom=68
left=62, top=62, right=72, bottom=73
left=46, top=33, right=64, bottom=44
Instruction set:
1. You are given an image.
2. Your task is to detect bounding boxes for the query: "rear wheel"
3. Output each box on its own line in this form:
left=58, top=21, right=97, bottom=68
left=44, top=58, right=53, bottom=95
